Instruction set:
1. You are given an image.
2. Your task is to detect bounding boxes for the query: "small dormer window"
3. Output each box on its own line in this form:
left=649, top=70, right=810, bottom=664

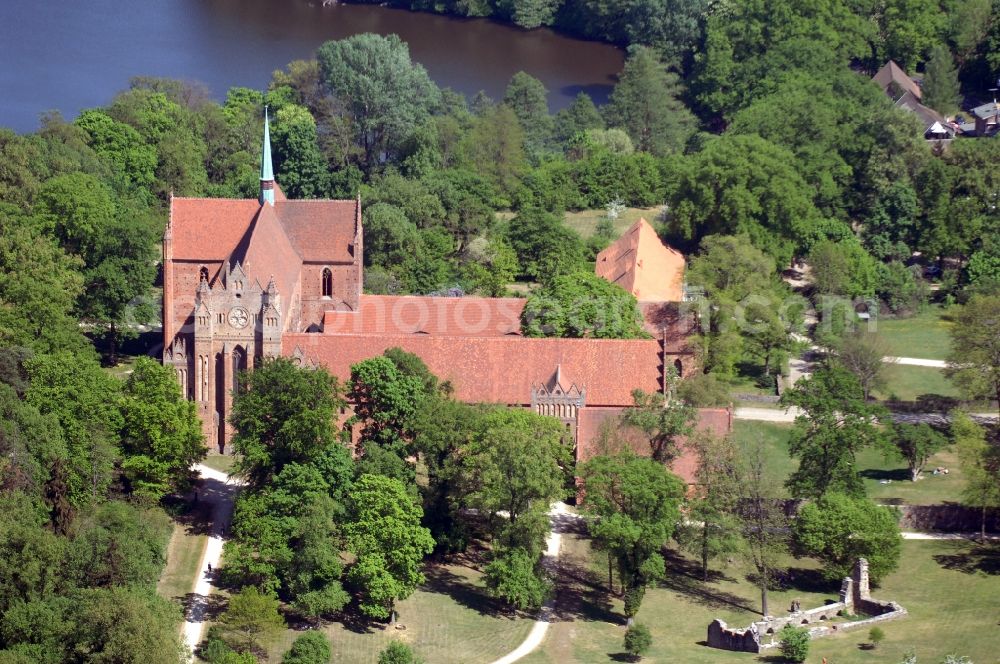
left=199, top=266, right=209, bottom=282
left=322, top=268, right=333, bottom=298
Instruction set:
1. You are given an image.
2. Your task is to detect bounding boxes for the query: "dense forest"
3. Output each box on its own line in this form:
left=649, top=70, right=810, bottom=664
left=0, top=0, right=999, bottom=659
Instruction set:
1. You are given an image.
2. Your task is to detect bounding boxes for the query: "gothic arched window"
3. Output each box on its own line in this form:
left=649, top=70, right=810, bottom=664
left=322, top=268, right=333, bottom=298
left=199, top=266, right=209, bottom=283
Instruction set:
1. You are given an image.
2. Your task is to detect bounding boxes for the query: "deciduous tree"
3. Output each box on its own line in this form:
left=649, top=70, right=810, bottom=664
left=946, top=294, right=1000, bottom=416
left=344, top=474, right=434, bottom=623
left=119, top=357, right=204, bottom=501
left=581, top=452, right=685, bottom=624
left=781, top=365, right=885, bottom=498
left=793, top=493, right=902, bottom=582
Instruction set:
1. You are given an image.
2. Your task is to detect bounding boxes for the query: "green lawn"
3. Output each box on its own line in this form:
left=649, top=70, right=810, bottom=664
left=201, top=454, right=238, bottom=474
left=875, top=364, right=960, bottom=402
left=875, top=307, right=954, bottom=361
left=157, top=517, right=208, bottom=606
left=730, top=421, right=966, bottom=506
left=730, top=421, right=798, bottom=494
left=521, top=538, right=1000, bottom=664
left=263, top=557, right=533, bottom=663
left=563, top=207, right=662, bottom=239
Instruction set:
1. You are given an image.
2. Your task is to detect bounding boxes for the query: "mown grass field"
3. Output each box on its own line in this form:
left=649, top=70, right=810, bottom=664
left=563, top=206, right=662, bottom=239
left=875, top=364, right=960, bottom=402
left=729, top=421, right=966, bottom=506
left=875, top=307, right=953, bottom=361
left=520, top=538, right=1000, bottom=664
left=262, top=556, right=533, bottom=663
left=157, top=522, right=207, bottom=605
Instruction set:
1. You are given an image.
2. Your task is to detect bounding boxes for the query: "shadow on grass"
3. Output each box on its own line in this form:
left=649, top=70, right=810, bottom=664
left=860, top=467, right=910, bottom=482
left=933, top=542, right=1000, bottom=575
left=660, top=549, right=758, bottom=614
left=550, top=553, right=619, bottom=625
left=421, top=561, right=515, bottom=619
left=608, top=653, right=638, bottom=662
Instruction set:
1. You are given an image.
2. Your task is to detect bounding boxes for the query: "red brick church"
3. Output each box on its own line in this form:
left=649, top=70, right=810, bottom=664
left=162, top=115, right=728, bottom=479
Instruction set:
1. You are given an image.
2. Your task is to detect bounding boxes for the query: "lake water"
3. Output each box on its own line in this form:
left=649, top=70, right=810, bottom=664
left=0, top=0, right=624, bottom=133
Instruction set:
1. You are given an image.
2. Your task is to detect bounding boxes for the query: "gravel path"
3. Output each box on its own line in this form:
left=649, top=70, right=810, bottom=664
left=181, top=464, right=242, bottom=661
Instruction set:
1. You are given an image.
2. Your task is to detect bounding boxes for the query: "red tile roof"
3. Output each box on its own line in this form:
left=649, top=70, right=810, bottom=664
left=238, top=203, right=302, bottom=312
left=283, top=333, right=664, bottom=406
left=595, top=218, right=686, bottom=302
left=168, top=197, right=358, bottom=264
left=322, top=295, right=525, bottom=336
left=169, top=198, right=262, bottom=261
left=575, top=406, right=732, bottom=484
left=275, top=200, right=357, bottom=263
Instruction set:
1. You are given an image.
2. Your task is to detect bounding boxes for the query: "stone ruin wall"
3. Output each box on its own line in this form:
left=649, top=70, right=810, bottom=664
left=706, top=559, right=907, bottom=653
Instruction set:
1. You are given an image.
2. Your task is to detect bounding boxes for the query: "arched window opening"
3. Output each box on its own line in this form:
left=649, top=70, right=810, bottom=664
left=322, top=268, right=333, bottom=298
left=674, top=358, right=683, bottom=377
left=232, top=347, right=247, bottom=396
left=199, top=266, right=209, bottom=283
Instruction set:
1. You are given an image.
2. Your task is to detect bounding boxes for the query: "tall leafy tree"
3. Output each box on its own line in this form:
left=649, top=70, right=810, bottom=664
left=604, top=46, right=696, bottom=157
left=461, top=408, right=570, bottom=552
left=581, top=452, right=685, bottom=624
left=554, top=92, right=604, bottom=143
left=118, top=357, right=204, bottom=501
left=781, top=364, right=885, bottom=499
left=793, top=493, right=902, bottom=582
left=664, top=134, right=830, bottom=266
left=25, top=352, right=122, bottom=507
left=675, top=432, right=742, bottom=580
left=621, top=386, right=695, bottom=464
left=344, top=474, right=435, bottom=623
left=952, top=411, right=1000, bottom=541
left=889, top=423, right=948, bottom=482
left=502, top=72, right=554, bottom=155
left=271, top=104, right=328, bottom=198
left=922, top=45, right=961, bottom=116
left=521, top=271, right=646, bottom=338
left=946, top=294, right=1000, bottom=416
left=219, top=586, right=285, bottom=655
left=230, top=357, right=346, bottom=488
left=317, top=34, right=441, bottom=169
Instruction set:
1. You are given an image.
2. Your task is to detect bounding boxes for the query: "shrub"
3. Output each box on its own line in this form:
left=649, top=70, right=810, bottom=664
left=778, top=625, right=810, bottom=663
left=869, top=625, right=885, bottom=648
left=623, top=623, right=653, bottom=659
left=282, top=631, right=332, bottom=664
left=378, top=641, right=423, bottom=664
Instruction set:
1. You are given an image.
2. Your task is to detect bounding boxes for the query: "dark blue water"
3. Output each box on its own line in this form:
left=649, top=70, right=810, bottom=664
left=0, top=0, right=624, bottom=133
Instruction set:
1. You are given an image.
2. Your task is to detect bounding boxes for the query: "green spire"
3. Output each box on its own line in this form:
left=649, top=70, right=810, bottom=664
left=260, top=106, right=275, bottom=205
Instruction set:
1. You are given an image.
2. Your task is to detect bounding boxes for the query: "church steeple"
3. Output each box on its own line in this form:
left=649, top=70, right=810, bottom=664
left=260, top=107, right=275, bottom=206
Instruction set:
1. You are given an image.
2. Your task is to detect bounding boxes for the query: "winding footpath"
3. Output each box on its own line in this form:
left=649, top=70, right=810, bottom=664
left=489, top=502, right=574, bottom=664
left=182, top=463, right=242, bottom=661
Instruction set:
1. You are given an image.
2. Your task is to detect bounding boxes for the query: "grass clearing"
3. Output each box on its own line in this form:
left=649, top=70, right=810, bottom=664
left=875, top=307, right=953, bottom=361
left=875, top=364, right=960, bottom=402
left=262, top=555, right=533, bottom=663
left=201, top=454, right=237, bottom=474
left=157, top=517, right=208, bottom=607
left=730, top=421, right=966, bottom=506
left=563, top=207, right=662, bottom=239
left=730, top=421, right=797, bottom=495
left=860, top=446, right=965, bottom=506
left=522, top=538, right=1000, bottom=664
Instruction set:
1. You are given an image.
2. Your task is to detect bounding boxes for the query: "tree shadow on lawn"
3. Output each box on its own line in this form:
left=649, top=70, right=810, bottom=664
left=933, top=541, right=1000, bottom=575
left=549, top=552, right=619, bottom=625
left=420, top=559, right=516, bottom=619
left=860, top=467, right=910, bottom=483
left=660, top=549, right=758, bottom=614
